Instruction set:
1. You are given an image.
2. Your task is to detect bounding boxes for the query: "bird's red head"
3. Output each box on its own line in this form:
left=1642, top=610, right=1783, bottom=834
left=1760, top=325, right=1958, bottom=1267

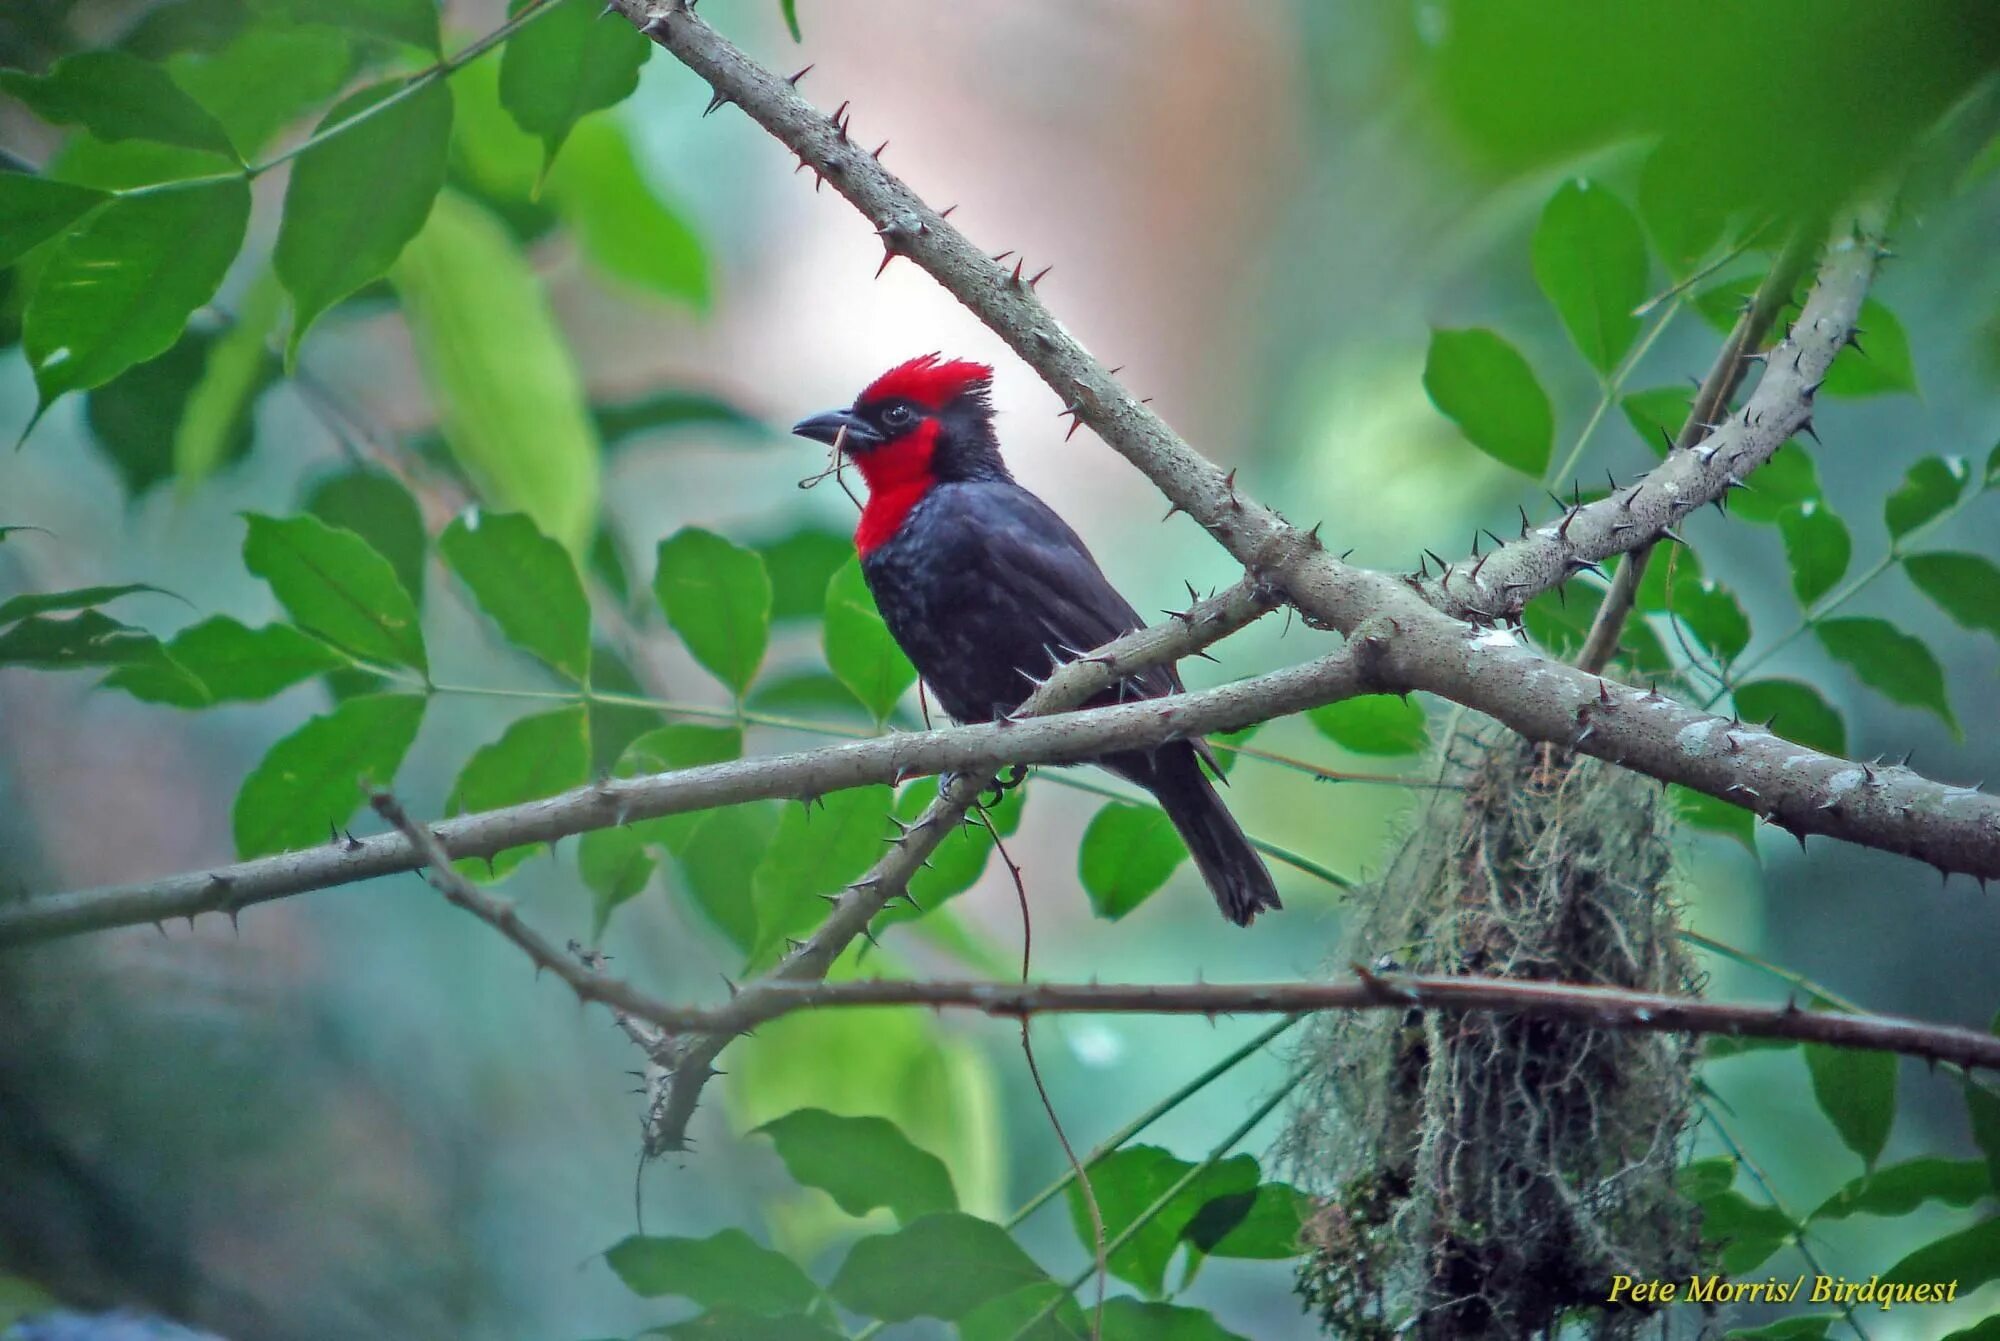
left=792, top=355, right=1006, bottom=554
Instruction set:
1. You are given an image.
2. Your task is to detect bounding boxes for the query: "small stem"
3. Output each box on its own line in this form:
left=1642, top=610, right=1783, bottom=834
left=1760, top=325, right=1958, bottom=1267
left=249, top=0, right=563, bottom=177
left=1012, top=1068, right=1306, bottom=1337
left=1578, top=223, right=1820, bottom=675
left=1712, top=478, right=1989, bottom=702
left=1544, top=298, right=1681, bottom=490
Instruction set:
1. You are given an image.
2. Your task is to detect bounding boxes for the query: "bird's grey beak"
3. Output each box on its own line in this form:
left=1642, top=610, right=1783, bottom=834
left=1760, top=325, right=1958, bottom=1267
left=791, top=408, right=883, bottom=450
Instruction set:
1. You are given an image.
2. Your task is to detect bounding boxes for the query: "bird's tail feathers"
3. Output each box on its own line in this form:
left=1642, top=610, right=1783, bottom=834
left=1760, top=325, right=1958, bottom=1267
left=1152, top=750, right=1281, bottom=927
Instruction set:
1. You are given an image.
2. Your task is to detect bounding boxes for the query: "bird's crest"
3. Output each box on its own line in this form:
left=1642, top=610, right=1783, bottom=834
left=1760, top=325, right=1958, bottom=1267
left=860, top=353, right=993, bottom=411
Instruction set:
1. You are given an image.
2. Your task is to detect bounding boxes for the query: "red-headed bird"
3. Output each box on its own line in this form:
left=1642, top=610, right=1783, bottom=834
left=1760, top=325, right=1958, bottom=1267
left=793, top=355, right=1280, bottom=925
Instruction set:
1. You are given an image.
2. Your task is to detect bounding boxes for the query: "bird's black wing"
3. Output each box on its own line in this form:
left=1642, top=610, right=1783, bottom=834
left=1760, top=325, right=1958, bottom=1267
left=951, top=482, right=1185, bottom=703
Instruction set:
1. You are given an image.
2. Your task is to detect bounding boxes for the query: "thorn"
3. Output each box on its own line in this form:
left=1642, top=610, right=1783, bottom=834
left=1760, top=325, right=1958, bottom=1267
left=1481, top=528, right=1506, bottom=550
left=702, top=89, right=730, bottom=117
left=940, top=203, right=958, bottom=218
left=1797, top=416, right=1820, bottom=445
left=1161, top=501, right=1183, bottom=522
left=830, top=99, right=850, bottom=131
left=1557, top=508, right=1579, bottom=542
left=1028, top=264, right=1052, bottom=288
left=1518, top=504, right=1532, bottom=537
left=871, top=139, right=889, bottom=160
left=1620, top=485, right=1642, bottom=511
left=342, top=828, right=363, bottom=853
left=1659, top=527, right=1687, bottom=546
left=991, top=249, right=1014, bottom=264
left=785, top=62, right=814, bottom=85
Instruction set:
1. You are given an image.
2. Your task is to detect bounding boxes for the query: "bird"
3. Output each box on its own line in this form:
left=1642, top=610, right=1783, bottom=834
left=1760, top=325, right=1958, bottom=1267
left=792, top=354, right=1280, bottom=925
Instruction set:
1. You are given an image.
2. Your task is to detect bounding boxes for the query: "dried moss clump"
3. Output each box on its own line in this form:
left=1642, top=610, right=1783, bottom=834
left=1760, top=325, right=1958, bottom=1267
left=1284, top=721, right=1701, bottom=1339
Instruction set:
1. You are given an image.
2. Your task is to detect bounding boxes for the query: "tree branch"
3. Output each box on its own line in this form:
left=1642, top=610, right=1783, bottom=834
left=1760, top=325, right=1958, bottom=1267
left=0, top=580, right=1281, bottom=948
left=1575, top=224, right=1821, bottom=673
left=1361, top=613, right=2000, bottom=878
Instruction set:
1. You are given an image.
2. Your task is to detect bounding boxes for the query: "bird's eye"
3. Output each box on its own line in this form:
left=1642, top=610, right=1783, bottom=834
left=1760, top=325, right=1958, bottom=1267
left=880, top=404, right=915, bottom=430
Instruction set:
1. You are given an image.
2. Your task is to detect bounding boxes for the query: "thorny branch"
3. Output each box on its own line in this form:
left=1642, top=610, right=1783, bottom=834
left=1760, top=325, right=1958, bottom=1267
left=642, top=576, right=1279, bottom=1151
left=1575, top=225, right=1821, bottom=674
left=0, top=582, right=1281, bottom=948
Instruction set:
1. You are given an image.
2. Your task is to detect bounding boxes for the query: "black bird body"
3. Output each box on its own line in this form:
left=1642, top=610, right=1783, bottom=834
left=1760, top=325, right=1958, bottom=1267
left=794, top=355, right=1280, bottom=925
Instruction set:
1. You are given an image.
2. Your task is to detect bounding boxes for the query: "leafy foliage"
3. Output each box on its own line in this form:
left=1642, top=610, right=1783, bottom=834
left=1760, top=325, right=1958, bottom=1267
left=1421, top=326, right=1553, bottom=475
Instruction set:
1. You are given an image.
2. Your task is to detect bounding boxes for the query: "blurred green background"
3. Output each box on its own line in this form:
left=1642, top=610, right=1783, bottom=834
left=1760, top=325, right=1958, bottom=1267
left=2, top=1, right=1998, bottom=1337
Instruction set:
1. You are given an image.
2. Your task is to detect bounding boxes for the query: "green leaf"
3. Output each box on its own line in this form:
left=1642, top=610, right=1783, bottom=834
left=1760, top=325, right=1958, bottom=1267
left=0, top=583, right=173, bottom=625
left=1621, top=386, right=1689, bottom=457
left=1530, top=178, right=1648, bottom=374
left=440, top=510, right=591, bottom=683
left=1307, top=694, right=1428, bottom=755
left=498, top=0, right=648, bottom=168
left=672, top=803, right=776, bottom=951
left=1071, top=1146, right=1257, bottom=1297
left=0, top=611, right=204, bottom=703
left=754, top=1108, right=957, bottom=1223
left=446, top=705, right=590, bottom=880
left=250, top=0, right=441, bottom=54
left=175, top=269, right=281, bottom=492
left=1804, top=1042, right=1895, bottom=1168
left=1777, top=502, right=1850, bottom=608
left=780, top=0, right=803, bottom=41
left=1183, top=1182, right=1310, bottom=1260
left=1079, top=802, right=1186, bottom=921
left=1421, top=327, right=1553, bottom=475
left=544, top=114, right=708, bottom=306
left=1696, top=1189, right=1796, bottom=1274
left=1730, top=443, right=1822, bottom=525
left=303, top=468, right=428, bottom=610
left=243, top=512, right=427, bottom=673
left=759, top=527, right=854, bottom=621
left=1723, top=1318, right=1838, bottom=1341
left=580, top=825, right=655, bottom=937
left=168, top=19, right=358, bottom=157
left=1678, top=1156, right=1737, bottom=1202
left=1943, top=1318, right=2000, bottom=1341
left=1907, top=551, right=2000, bottom=640
left=1644, top=552, right=1749, bottom=664
left=1882, top=1215, right=2000, bottom=1295
left=392, top=190, right=601, bottom=553
left=1670, top=785, right=1754, bottom=852
left=597, top=388, right=767, bottom=449
left=1814, top=617, right=1956, bottom=735
left=823, top=557, right=914, bottom=722
left=654, top=528, right=772, bottom=696
left=605, top=1230, right=818, bottom=1314
left=1823, top=298, right=1917, bottom=399
left=85, top=329, right=262, bottom=496
left=232, top=692, right=424, bottom=857
left=958, top=1283, right=1088, bottom=1341
left=1810, top=1157, right=1989, bottom=1221
left=105, top=616, right=347, bottom=705
left=650, top=1311, right=845, bottom=1341
left=23, top=177, right=250, bottom=412
left=1733, top=679, right=1844, bottom=757
left=749, top=785, right=893, bottom=967
left=1884, top=455, right=1970, bottom=541
left=617, top=722, right=744, bottom=858
left=275, top=76, right=452, bottom=363
left=0, top=174, right=106, bottom=268
left=1101, top=1298, right=1249, bottom=1341
left=0, top=52, right=237, bottom=157
left=828, top=1212, right=1046, bottom=1322
left=1966, top=1075, right=2000, bottom=1196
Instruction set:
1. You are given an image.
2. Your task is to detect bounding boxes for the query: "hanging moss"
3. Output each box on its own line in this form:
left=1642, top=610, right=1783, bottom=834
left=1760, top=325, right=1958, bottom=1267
left=1283, top=718, right=1701, bottom=1339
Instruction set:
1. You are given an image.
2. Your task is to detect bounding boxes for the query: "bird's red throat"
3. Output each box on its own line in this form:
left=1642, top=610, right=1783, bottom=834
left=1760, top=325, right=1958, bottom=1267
left=852, top=420, right=938, bottom=555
